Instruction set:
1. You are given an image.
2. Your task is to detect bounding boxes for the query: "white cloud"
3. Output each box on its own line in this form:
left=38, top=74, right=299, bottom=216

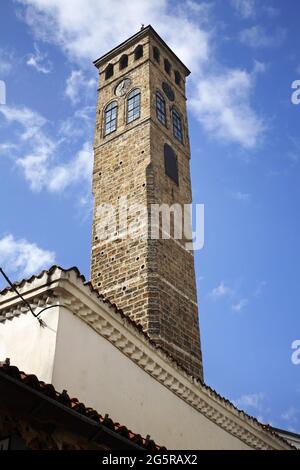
left=253, top=280, right=267, bottom=297
left=208, top=279, right=252, bottom=313
left=0, top=49, right=15, bottom=76
left=65, top=70, right=96, bottom=105
left=15, top=0, right=210, bottom=71
left=262, top=5, right=279, bottom=18
left=59, top=105, right=94, bottom=140
left=48, top=141, right=93, bottom=192
left=77, top=193, right=93, bottom=222
left=231, top=191, right=251, bottom=202
left=232, top=298, right=248, bottom=312
left=0, top=234, right=55, bottom=278
left=281, top=407, right=298, bottom=424
left=239, top=26, right=286, bottom=48
left=234, top=392, right=264, bottom=411
left=26, top=43, right=52, bottom=74
left=208, top=281, right=233, bottom=300
left=0, top=105, right=46, bottom=140
left=0, top=143, right=18, bottom=155
left=17, top=140, right=92, bottom=192
left=191, top=68, right=265, bottom=149
left=253, top=60, right=267, bottom=75
left=230, top=0, right=256, bottom=19
left=230, top=1, right=279, bottom=19
left=0, top=105, right=92, bottom=192
left=15, top=0, right=265, bottom=150
left=287, top=136, right=300, bottom=166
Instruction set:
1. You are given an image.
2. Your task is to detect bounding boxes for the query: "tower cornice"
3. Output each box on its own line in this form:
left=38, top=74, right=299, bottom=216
left=93, top=25, right=191, bottom=76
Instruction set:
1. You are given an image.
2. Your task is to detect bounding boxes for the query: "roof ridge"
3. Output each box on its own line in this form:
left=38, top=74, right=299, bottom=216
left=0, top=265, right=81, bottom=296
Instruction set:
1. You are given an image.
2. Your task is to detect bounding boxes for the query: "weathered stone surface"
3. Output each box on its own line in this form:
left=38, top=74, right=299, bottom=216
left=91, top=29, right=203, bottom=380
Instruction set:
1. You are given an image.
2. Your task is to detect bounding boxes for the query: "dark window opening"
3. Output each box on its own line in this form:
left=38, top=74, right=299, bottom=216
left=153, top=46, right=160, bottom=63
left=164, top=144, right=179, bottom=185
left=172, top=108, right=183, bottom=142
left=105, top=63, right=114, bottom=80
left=127, top=88, right=141, bottom=123
left=174, top=70, right=181, bottom=86
left=156, top=91, right=166, bottom=125
left=134, top=45, right=143, bottom=60
left=164, top=58, right=171, bottom=75
left=119, top=54, right=128, bottom=70
left=162, top=81, right=175, bottom=102
left=104, top=101, right=118, bottom=136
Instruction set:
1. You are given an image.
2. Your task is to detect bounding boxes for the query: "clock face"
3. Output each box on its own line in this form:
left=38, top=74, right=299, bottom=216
left=162, top=81, right=175, bottom=102
left=115, top=78, right=131, bottom=97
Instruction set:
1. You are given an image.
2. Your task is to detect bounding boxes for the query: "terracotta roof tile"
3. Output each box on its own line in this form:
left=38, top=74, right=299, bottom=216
left=0, top=266, right=294, bottom=449
left=0, top=360, right=164, bottom=451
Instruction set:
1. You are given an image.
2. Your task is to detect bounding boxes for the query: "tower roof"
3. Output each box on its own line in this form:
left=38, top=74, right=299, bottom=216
left=93, top=25, right=191, bottom=76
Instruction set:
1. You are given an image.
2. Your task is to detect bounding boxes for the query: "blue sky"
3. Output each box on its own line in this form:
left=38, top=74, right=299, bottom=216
left=0, top=0, right=300, bottom=433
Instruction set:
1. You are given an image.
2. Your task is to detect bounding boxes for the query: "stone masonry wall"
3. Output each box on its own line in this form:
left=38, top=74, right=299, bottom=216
left=91, top=29, right=203, bottom=379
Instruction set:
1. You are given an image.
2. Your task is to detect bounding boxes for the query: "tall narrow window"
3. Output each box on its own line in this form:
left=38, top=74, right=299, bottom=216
left=119, top=54, right=128, bottom=70
left=174, top=70, right=181, bottom=87
left=134, top=45, right=143, bottom=60
left=127, top=89, right=141, bottom=123
left=156, top=91, right=166, bottom=125
left=164, top=58, right=171, bottom=75
left=172, top=108, right=183, bottom=142
left=105, top=63, right=114, bottom=80
left=164, top=143, right=179, bottom=185
left=153, top=46, right=160, bottom=63
left=104, top=101, right=118, bottom=136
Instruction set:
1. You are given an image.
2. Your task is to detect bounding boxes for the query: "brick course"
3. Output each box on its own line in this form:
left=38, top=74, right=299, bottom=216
left=91, top=27, right=203, bottom=379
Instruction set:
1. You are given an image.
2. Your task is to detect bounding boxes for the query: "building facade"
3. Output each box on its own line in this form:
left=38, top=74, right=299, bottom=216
left=91, top=26, right=202, bottom=379
left=0, top=267, right=293, bottom=450
left=0, top=27, right=295, bottom=451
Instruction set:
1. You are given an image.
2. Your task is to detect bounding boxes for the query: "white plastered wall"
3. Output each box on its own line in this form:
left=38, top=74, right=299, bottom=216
left=0, top=307, right=60, bottom=383
left=52, top=307, right=250, bottom=450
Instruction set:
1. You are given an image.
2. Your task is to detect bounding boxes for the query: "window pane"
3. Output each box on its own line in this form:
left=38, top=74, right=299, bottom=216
left=104, top=102, right=118, bottom=135
left=156, top=92, right=166, bottom=125
left=127, top=89, right=141, bottom=124
left=172, top=109, right=183, bottom=142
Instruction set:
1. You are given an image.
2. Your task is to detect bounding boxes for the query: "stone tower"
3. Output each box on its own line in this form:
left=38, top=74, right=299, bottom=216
left=91, top=26, right=203, bottom=379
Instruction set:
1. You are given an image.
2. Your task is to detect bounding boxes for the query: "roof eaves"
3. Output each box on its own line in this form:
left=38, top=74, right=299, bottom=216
left=0, top=361, right=164, bottom=451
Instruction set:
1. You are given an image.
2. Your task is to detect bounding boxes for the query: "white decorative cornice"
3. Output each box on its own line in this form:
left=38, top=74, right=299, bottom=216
left=0, top=266, right=293, bottom=450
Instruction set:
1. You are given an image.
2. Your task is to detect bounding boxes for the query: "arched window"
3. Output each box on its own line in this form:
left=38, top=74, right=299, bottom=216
left=164, top=143, right=178, bottom=185
left=127, top=89, right=141, bottom=123
left=164, top=58, right=171, bottom=75
left=174, top=70, right=181, bottom=87
left=134, top=45, right=143, bottom=60
left=105, top=63, right=114, bottom=80
left=104, top=101, right=118, bottom=136
left=153, top=46, right=160, bottom=63
left=119, top=54, right=128, bottom=70
left=172, top=108, right=183, bottom=142
left=156, top=91, right=166, bottom=125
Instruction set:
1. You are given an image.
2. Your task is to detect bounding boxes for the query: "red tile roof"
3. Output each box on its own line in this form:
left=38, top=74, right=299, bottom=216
left=0, top=266, right=294, bottom=449
left=0, top=359, right=165, bottom=451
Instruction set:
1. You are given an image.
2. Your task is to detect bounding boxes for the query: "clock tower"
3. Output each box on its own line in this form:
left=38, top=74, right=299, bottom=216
left=91, top=26, right=203, bottom=379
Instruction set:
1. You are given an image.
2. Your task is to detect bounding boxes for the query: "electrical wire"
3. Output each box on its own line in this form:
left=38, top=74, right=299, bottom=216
left=0, top=267, right=55, bottom=327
